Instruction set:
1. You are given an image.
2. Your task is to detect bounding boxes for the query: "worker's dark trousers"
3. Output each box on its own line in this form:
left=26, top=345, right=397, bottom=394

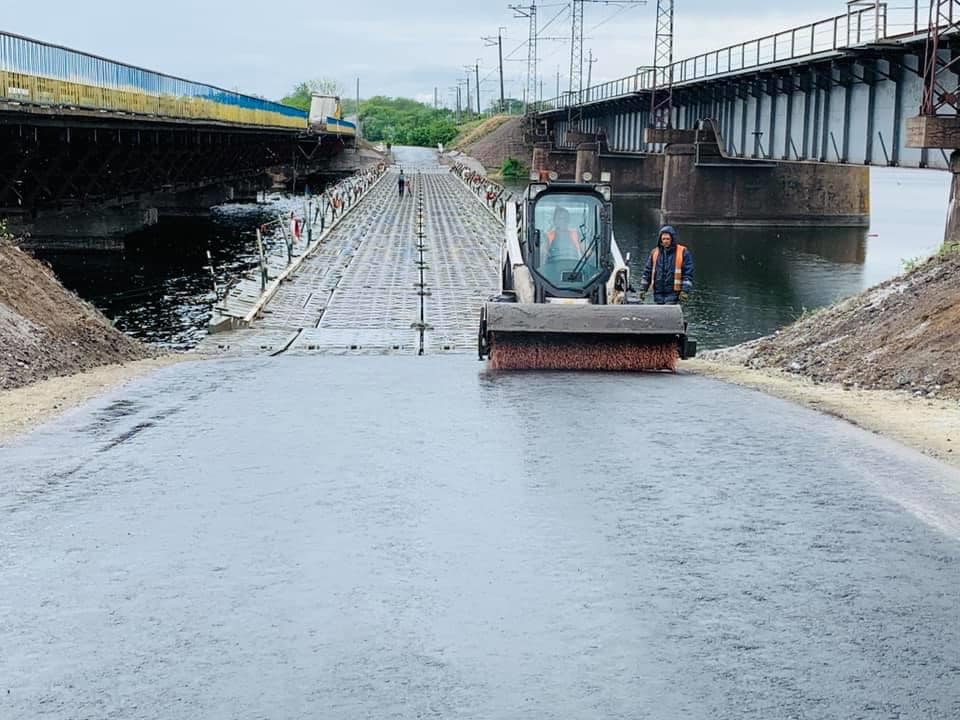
left=653, top=292, right=680, bottom=304
left=398, top=184, right=405, bottom=197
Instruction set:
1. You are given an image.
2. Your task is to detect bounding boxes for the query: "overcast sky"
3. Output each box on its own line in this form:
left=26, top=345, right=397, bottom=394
left=9, top=0, right=848, bottom=106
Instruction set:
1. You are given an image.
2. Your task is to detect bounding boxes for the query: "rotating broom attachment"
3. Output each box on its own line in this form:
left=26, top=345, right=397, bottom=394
left=489, top=333, right=679, bottom=372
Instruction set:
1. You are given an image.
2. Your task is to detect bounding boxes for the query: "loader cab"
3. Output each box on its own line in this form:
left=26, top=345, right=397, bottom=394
left=526, top=182, right=613, bottom=300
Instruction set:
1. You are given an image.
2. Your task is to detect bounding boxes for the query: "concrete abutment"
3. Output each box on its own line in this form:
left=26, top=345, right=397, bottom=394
left=531, top=126, right=870, bottom=227
left=659, top=144, right=870, bottom=227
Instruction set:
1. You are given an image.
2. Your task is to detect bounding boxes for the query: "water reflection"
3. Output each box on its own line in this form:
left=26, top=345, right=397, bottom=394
left=33, top=210, right=271, bottom=349
left=614, top=197, right=870, bottom=348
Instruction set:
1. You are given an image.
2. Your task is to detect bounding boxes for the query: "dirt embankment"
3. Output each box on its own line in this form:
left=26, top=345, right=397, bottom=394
left=693, top=248, right=960, bottom=466
left=455, top=116, right=530, bottom=171
left=0, top=238, right=152, bottom=391
left=707, top=250, right=960, bottom=400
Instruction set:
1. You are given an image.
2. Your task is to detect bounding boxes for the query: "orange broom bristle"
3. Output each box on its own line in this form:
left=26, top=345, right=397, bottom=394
left=489, top=333, right=679, bottom=371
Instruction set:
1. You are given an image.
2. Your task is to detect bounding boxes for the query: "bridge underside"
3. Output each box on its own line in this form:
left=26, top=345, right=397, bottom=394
left=539, top=35, right=955, bottom=170
left=0, top=110, right=351, bottom=212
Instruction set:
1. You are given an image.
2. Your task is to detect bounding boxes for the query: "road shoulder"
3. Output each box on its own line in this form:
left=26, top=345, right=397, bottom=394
left=0, top=355, right=190, bottom=443
left=686, top=358, right=960, bottom=469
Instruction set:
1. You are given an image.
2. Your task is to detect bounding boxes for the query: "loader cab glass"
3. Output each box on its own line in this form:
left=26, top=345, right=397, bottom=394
left=532, top=193, right=605, bottom=292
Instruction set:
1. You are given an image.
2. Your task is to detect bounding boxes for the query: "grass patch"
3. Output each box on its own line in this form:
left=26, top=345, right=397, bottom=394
left=901, top=256, right=924, bottom=273
left=500, top=157, right=525, bottom=178
left=451, top=115, right=513, bottom=150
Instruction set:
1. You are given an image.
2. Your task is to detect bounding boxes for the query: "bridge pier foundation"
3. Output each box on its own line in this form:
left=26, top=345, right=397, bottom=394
left=575, top=143, right=600, bottom=183
left=943, top=150, right=960, bottom=246
left=149, top=185, right=239, bottom=219
left=529, top=145, right=663, bottom=194
left=659, top=143, right=870, bottom=227
left=11, top=205, right=160, bottom=251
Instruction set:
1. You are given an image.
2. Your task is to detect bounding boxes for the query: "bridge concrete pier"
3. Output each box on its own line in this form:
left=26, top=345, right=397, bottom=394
left=659, top=143, right=870, bottom=227
left=11, top=205, right=160, bottom=251
left=575, top=143, right=600, bottom=183
left=11, top=180, right=271, bottom=249
left=943, top=151, right=960, bottom=246
left=150, top=184, right=241, bottom=218
left=530, top=144, right=663, bottom=194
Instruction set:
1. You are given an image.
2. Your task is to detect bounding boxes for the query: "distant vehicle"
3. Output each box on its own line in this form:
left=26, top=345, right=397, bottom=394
left=308, top=94, right=357, bottom=137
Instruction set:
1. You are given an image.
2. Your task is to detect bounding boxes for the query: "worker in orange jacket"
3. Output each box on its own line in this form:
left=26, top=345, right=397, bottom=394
left=639, top=225, right=694, bottom=304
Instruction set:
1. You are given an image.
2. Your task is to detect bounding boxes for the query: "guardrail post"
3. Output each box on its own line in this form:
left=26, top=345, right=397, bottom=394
left=255, top=228, right=268, bottom=291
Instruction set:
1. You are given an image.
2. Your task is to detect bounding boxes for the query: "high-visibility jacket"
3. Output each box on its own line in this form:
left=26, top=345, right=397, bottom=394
left=645, top=244, right=691, bottom=293
left=546, top=228, right=582, bottom=254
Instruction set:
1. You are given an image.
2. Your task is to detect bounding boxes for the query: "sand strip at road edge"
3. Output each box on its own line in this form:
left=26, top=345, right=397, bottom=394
left=686, top=358, right=960, bottom=469
left=0, top=355, right=190, bottom=443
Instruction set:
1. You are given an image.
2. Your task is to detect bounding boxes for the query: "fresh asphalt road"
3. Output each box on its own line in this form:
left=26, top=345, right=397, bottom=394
left=2, top=356, right=959, bottom=719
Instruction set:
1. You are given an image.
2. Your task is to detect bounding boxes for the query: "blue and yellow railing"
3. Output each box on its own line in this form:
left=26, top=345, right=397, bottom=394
left=0, top=31, right=307, bottom=129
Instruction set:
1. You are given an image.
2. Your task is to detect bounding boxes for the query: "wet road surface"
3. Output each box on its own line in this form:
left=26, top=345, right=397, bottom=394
left=3, top=356, right=960, bottom=719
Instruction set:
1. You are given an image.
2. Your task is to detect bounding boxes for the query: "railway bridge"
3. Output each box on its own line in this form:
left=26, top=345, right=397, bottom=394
left=0, top=31, right=358, bottom=247
left=532, top=0, right=960, bottom=233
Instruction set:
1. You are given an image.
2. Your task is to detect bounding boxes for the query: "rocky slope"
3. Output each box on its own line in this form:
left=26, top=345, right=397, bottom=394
left=705, top=249, right=960, bottom=399
left=0, top=238, right=151, bottom=390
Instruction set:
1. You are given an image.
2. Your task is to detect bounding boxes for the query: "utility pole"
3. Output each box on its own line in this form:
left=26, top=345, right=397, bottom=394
left=509, top=3, right=537, bottom=115
left=569, top=1, right=645, bottom=96
left=463, top=68, right=472, bottom=116
left=586, top=49, right=597, bottom=89
left=650, top=0, right=674, bottom=128
left=475, top=61, right=481, bottom=117
left=355, top=77, right=361, bottom=150
left=556, top=66, right=560, bottom=100
left=434, top=86, right=438, bottom=109
left=483, top=28, right=507, bottom=113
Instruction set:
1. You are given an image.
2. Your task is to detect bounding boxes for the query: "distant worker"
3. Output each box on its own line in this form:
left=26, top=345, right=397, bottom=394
left=639, top=225, right=693, bottom=304
left=544, top=207, right=583, bottom=260
left=398, top=169, right=406, bottom=198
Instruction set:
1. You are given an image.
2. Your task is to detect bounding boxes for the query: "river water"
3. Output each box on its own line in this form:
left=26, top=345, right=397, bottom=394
left=35, top=157, right=950, bottom=351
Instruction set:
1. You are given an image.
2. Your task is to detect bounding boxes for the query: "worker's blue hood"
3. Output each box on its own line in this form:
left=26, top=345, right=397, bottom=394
left=657, top=225, right=677, bottom=248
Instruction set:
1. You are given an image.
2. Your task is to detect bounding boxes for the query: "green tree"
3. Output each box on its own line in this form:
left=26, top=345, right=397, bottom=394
left=357, top=96, right=459, bottom=148
left=280, top=78, right=344, bottom=111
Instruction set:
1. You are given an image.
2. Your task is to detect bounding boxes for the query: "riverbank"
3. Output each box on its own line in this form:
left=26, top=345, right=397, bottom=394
left=450, top=116, right=529, bottom=175
left=1, top=237, right=153, bottom=390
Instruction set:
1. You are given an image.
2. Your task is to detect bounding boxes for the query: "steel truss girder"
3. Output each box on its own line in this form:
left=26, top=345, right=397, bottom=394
left=920, top=0, right=960, bottom=114
left=0, top=122, right=303, bottom=212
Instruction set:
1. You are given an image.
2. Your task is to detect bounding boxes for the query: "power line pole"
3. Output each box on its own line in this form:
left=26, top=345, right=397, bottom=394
left=482, top=28, right=507, bottom=113
left=569, top=0, right=584, bottom=97
left=556, top=65, right=560, bottom=100
left=475, top=61, right=481, bottom=116
left=570, top=1, right=645, bottom=96
left=509, top=3, right=537, bottom=115
left=463, top=68, right=472, bottom=116
left=650, top=0, right=674, bottom=128
left=434, top=86, right=438, bottom=109
left=586, top=49, right=597, bottom=89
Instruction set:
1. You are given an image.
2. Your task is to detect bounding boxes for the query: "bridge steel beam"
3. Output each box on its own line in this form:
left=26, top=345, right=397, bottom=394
left=536, top=30, right=941, bottom=169
left=0, top=114, right=343, bottom=218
